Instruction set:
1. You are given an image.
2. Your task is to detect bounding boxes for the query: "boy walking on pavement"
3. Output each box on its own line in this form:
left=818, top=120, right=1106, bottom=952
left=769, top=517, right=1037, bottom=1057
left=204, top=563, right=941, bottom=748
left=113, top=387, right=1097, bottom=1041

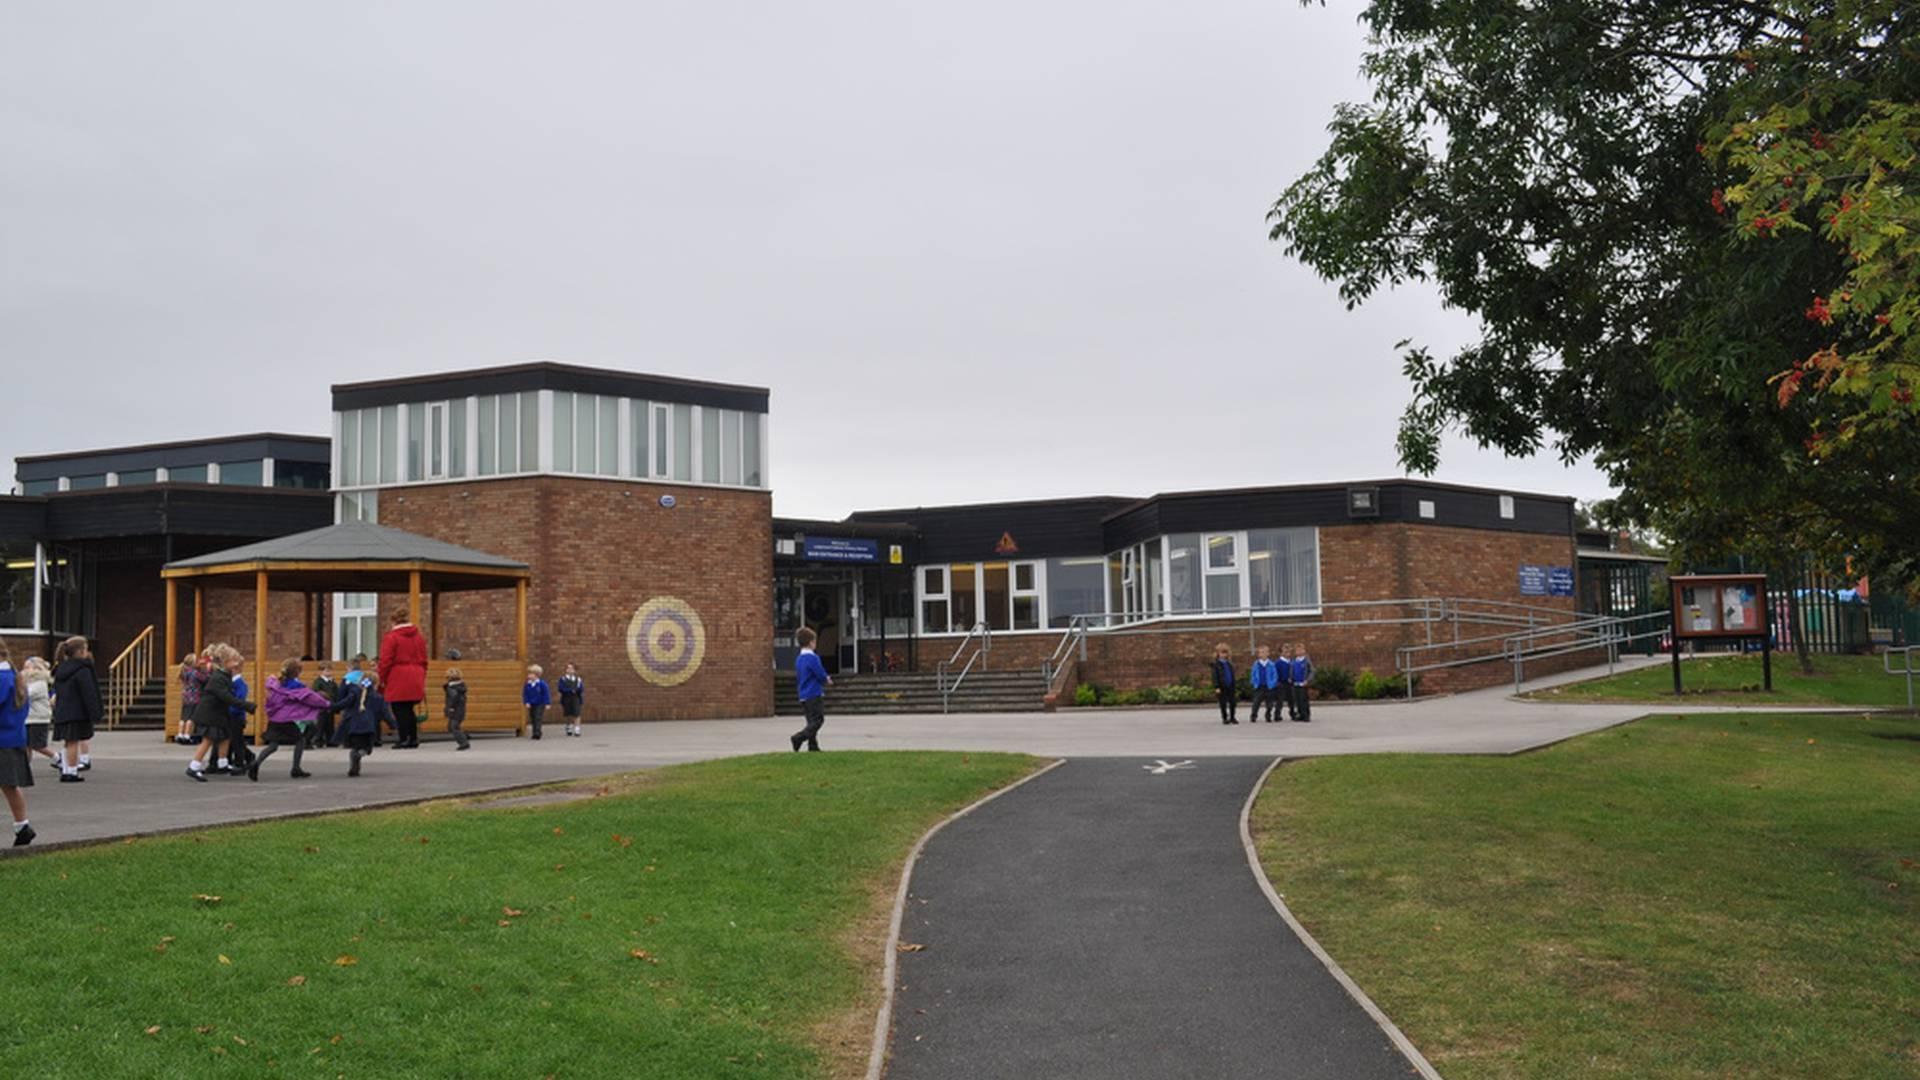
left=1210, top=643, right=1238, bottom=725
left=789, top=627, right=832, bottom=752
left=1250, top=645, right=1283, bottom=723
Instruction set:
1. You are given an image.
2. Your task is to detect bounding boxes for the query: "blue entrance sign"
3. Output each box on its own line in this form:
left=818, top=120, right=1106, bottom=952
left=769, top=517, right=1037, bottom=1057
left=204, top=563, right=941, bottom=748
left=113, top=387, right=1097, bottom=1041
left=802, top=536, right=880, bottom=564
left=1518, top=564, right=1548, bottom=596
left=1547, top=566, right=1575, bottom=597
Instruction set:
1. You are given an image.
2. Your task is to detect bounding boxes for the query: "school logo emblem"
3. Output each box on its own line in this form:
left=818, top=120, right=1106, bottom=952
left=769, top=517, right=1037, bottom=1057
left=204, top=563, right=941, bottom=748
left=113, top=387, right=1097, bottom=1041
left=995, top=531, right=1020, bottom=555
left=627, top=597, right=707, bottom=687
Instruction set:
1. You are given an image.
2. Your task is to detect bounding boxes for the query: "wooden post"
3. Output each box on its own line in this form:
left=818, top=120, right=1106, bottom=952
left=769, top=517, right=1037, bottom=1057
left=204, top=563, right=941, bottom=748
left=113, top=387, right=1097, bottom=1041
left=303, top=592, right=315, bottom=659
left=408, top=569, right=422, bottom=628
left=516, top=579, right=529, bottom=663
left=430, top=590, right=441, bottom=658
left=254, top=571, right=269, bottom=743
left=164, top=578, right=178, bottom=743
left=192, top=586, right=204, bottom=652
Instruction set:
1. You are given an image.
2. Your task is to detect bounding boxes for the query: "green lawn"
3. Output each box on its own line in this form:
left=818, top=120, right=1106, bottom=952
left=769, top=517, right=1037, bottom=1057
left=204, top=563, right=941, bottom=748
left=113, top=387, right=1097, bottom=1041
left=1253, top=713, right=1920, bottom=1078
left=0, top=752, right=1038, bottom=1079
left=1530, top=652, right=1915, bottom=708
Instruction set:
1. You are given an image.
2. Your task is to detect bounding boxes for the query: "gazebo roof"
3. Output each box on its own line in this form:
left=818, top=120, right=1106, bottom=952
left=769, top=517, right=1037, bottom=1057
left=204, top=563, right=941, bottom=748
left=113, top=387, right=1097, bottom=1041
left=163, top=521, right=528, bottom=592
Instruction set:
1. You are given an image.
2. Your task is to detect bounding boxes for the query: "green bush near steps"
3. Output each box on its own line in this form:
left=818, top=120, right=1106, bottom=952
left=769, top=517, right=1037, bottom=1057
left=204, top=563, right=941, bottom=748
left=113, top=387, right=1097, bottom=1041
left=1072, top=669, right=1417, bottom=706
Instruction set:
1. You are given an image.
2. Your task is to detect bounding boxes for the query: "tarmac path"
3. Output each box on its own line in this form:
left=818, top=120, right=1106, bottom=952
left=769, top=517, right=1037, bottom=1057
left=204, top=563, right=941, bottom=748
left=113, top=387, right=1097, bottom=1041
left=885, top=756, right=1421, bottom=1080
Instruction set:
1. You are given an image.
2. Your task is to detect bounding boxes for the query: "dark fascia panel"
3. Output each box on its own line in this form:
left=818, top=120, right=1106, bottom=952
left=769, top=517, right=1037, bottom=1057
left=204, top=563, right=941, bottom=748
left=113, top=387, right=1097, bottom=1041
left=332, top=361, right=770, bottom=414
left=38, top=486, right=333, bottom=541
left=773, top=517, right=920, bottom=540
left=16, top=433, right=330, bottom=482
left=1104, top=479, right=1574, bottom=549
left=0, top=496, right=50, bottom=538
left=848, top=496, right=1139, bottom=563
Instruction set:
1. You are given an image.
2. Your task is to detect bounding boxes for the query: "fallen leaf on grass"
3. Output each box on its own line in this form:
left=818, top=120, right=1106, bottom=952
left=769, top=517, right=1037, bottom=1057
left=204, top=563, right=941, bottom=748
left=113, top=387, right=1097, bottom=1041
left=1901, top=858, right=1916, bottom=869
left=233, top=1036, right=248, bottom=1046
left=333, top=955, right=357, bottom=967
left=192, top=894, right=222, bottom=904
left=330, top=1034, right=344, bottom=1044
left=303, top=846, right=319, bottom=853
left=144, top=1025, right=162, bottom=1036
left=629, top=949, right=660, bottom=964
left=896, top=943, right=926, bottom=953
left=502, top=906, right=526, bottom=917
left=610, top=833, right=632, bottom=848
left=211, top=1046, right=226, bottom=1056
left=287, top=976, right=307, bottom=987
left=217, top=955, right=231, bottom=965
left=1807, top=738, right=1818, bottom=745
left=551, top=827, right=564, bottom=836
left=553, top=864, right=565, bottom=872
left=195, top=1026, right=215, bottom=1035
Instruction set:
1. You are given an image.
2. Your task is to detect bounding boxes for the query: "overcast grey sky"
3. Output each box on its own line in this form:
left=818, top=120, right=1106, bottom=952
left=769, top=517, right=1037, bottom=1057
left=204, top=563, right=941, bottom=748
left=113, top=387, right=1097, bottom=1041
left=1, top=1, right=1614, bottom=519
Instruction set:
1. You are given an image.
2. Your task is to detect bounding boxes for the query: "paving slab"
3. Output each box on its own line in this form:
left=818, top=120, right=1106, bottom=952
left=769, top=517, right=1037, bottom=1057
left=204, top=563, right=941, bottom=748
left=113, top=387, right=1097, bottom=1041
left=887, top=757, right=1418, bottom=1080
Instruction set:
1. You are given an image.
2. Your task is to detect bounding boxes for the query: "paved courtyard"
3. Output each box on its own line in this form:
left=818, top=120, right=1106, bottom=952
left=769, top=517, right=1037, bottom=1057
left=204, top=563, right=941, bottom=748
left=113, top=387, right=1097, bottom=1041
left=6, top=658, right=1843, bottom=851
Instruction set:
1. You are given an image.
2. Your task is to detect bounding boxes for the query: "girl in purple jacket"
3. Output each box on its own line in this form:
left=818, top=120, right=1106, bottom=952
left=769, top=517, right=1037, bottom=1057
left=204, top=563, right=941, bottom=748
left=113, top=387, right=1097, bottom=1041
left=249, top=658, right=332, bottom=781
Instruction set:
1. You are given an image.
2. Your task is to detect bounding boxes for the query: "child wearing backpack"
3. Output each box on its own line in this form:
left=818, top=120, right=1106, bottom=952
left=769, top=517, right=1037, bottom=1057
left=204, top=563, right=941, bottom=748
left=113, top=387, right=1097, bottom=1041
left=329, top=672, right=393, bottom=777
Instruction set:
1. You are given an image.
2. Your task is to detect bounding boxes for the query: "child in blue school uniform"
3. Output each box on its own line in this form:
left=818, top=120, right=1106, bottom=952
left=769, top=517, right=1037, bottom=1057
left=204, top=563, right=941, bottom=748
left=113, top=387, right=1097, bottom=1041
left=1287, top=642, right=1314, bottom=723
left=557, top=664, right=585, bottom=737
left=329, top=671, right=393, bottom=777
left=1210, top=643, right=1238, bottom=725
left=1249, top=646, right=1283, bottom=723
left=523, top=665, right=551, bottom=740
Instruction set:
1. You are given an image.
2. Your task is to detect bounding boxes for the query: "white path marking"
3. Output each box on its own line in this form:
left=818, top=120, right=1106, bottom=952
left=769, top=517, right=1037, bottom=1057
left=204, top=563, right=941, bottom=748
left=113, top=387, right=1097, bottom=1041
left=1143, top=759, right=1195, bottom=775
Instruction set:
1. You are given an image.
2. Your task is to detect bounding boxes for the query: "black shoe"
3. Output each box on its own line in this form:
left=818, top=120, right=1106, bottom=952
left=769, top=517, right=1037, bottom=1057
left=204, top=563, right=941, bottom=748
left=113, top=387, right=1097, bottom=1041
left=531, top=733, right=541, bottom=740
left=791, top=734, right=804, bottom=751
left=247, top=763, right=260, bottom=781
left=78, top=761, right=91, bottom=772
left=12, top=824, right=34, bottom=847
left=60, top=772, right=83, bottom=783
left=290, top=769, right=312, bottom=779
left=455, top=743, right=470, bottom=751
left=186, top=767, right=207, bottom=783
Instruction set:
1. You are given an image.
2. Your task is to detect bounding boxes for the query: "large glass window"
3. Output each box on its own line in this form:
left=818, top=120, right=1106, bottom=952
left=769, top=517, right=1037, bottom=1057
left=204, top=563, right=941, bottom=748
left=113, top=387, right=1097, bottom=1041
left=981, top=562, right=1011, bottom=632
left=920, top=566, right=949, bottom=636
left=448, top=399, right=467, bottom=477
left=274, top=462, right=330, bottom=489
left=1204, top=533, right=1241, bottom=611
left=217, top=460, right=263, bottom=486
left=630, top=400, right=651, bottom=476
left=653, top=404, right=671, bottom=479
left=0, top=541, right=35, bottom=628
left=551, top=392, right=572, bottom=472
left=478, top=397, right=498, bottom=475
left=67, top=474, right=106, bottom=491
left=406, top=402, right=426, bottom=482
left=575, top=393, right=597, bottom=473
left=701, top=407, right=722, bottom=483
left=116, top=469, right=157, bottom=486
left=1046, top=557, right=1106, bottom=628
left=949, top=563, right=978, bottom=632
left=358, top=407, right=377, bottom=486
left=519, top=391, right=539, bottom=472
left=672, top=404, right=692, bottom=482
left=1011, top=561, right=1040, bottom=630
left=1247, top=527, right=1320, bottom=610
left=743, top=413, right=762, bottom=487
left=1144, top=538, right=1164, bottom=616
left=377, top=405, right=398, bottom=484
left=498, top=392, right=520, bottom=473
left=721, top=410, right=742, bottom=485
left=597, top=395, right=618, bottom=476
left=171, top=464, right=209, bottom=484
left=22, top=479, right=57, bottom=496
left=1167, top=533, right=1202, bottom=612
left=340, top=410, right=359, bottom=486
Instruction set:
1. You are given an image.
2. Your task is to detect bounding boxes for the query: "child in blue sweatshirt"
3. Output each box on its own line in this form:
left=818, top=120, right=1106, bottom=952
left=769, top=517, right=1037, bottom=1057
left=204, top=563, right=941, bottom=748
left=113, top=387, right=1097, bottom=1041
left=1287, top=643, right=1314, bottom=722
left=1249, top=645, right=1283, bottom=724
left=1210, top=643, right=1238, bottom=725
left=523, top=665, right=551, bottom=740
left=789, top=627, right=832, bottom=752
left=328, top=672, right=393, bottom=777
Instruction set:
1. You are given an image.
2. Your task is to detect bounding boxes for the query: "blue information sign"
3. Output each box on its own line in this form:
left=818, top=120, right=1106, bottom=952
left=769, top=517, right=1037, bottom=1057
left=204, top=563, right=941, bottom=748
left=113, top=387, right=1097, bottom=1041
left=1547, top=566, right=1575, bottom=597
left=1518, top=564, right=1548, bottom=596
left=802, top=536, right=880, bottom=564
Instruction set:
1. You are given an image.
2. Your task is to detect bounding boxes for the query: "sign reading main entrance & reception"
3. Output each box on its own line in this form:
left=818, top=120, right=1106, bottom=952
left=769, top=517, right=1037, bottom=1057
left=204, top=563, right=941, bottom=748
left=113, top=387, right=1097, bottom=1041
left=628, top=597, right=708, bottom=687
left=801, top=536, right=880, bottom=563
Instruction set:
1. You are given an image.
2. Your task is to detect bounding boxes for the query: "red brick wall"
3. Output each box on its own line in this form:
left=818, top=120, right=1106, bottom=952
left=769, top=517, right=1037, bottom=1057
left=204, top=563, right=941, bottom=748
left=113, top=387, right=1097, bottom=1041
left=377, top=476, right=773, bottom=721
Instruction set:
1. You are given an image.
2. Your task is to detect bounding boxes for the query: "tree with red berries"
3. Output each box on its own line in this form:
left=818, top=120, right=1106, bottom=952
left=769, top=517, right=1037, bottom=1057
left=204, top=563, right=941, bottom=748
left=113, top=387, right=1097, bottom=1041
left=1272, top=1, right=1920, bottom=581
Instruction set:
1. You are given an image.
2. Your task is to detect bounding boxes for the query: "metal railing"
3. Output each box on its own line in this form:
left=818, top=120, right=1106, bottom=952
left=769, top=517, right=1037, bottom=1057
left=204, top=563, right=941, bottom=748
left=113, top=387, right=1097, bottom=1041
left=1886, top=645, right=1917, bottom=709
left=104, top=624, right=157, bottom=730
left=1041, top=620, right=1090, bottom=701
left=936, top=622, right=991, bottom=713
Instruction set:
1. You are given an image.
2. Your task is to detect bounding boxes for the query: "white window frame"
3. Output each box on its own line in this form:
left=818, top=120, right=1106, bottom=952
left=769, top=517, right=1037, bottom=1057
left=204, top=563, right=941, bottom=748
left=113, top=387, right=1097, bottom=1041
left=427, top=401, right=449, bottom=480
left=1010, top=559, right=1042, bottom=631
left=651, top=403, right=671, bottom=480
left=918, top=565, right=951, bottom=635
left=1203, top=532, right=1241, bottom=613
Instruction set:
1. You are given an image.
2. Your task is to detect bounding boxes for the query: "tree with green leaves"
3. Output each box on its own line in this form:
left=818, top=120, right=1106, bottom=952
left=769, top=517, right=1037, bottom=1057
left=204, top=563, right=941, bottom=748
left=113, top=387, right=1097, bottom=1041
left=1270, top=1, right=1919, bottom=582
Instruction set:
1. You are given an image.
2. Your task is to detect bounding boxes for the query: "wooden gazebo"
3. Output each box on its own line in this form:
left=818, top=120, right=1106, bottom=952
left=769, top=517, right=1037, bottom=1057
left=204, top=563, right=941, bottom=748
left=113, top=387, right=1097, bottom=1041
left=161, top=522, right=532, bottom=741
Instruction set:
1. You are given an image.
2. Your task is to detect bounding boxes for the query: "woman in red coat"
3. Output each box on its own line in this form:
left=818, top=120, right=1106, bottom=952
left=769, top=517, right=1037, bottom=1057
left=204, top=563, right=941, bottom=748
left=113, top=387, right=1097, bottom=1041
left=377, top=609, right=428, bottom=748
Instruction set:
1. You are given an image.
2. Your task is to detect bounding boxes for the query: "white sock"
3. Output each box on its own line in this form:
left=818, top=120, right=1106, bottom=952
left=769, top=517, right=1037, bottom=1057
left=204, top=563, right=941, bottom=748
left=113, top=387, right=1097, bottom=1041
left=189, top=760, right=204, bottom=772
left=216, top=758, right=228, bottom=770
left=79, top=754, right=90, bottom=765
left=12, top=820, right=26, bottom=832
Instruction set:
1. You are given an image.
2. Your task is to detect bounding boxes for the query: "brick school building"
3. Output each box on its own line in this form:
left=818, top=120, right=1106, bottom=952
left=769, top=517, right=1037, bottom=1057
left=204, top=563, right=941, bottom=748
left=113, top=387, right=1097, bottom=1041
left=3, top=361, right=1605, bottom=726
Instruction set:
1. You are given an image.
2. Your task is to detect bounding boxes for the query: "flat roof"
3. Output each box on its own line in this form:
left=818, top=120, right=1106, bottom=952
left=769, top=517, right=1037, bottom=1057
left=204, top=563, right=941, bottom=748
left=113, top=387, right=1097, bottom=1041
left=16, top=432, right=328, bottom=466
left=332, top=360, right=770, bottom=414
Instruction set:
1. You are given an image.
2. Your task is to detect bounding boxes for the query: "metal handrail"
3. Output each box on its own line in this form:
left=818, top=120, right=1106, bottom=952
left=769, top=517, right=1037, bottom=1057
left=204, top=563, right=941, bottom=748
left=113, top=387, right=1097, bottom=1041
left=104, top=624, right=157, bottom=731
left=1886, top=645, right=1917, bottom=709
left=936, top=622, right=991, bottom=712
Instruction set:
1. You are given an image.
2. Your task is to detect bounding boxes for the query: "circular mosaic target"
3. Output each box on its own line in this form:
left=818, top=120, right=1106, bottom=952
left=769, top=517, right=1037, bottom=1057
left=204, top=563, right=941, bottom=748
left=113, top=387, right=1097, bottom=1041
left=627, top=597, right=707, bottom=687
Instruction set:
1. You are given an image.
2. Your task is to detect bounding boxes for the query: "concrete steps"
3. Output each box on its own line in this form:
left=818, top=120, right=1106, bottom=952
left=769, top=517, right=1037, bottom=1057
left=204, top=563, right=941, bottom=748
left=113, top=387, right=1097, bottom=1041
left=774, top=670, right=1049, bottom=715
left=106, top=677, right=170, bottom=730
